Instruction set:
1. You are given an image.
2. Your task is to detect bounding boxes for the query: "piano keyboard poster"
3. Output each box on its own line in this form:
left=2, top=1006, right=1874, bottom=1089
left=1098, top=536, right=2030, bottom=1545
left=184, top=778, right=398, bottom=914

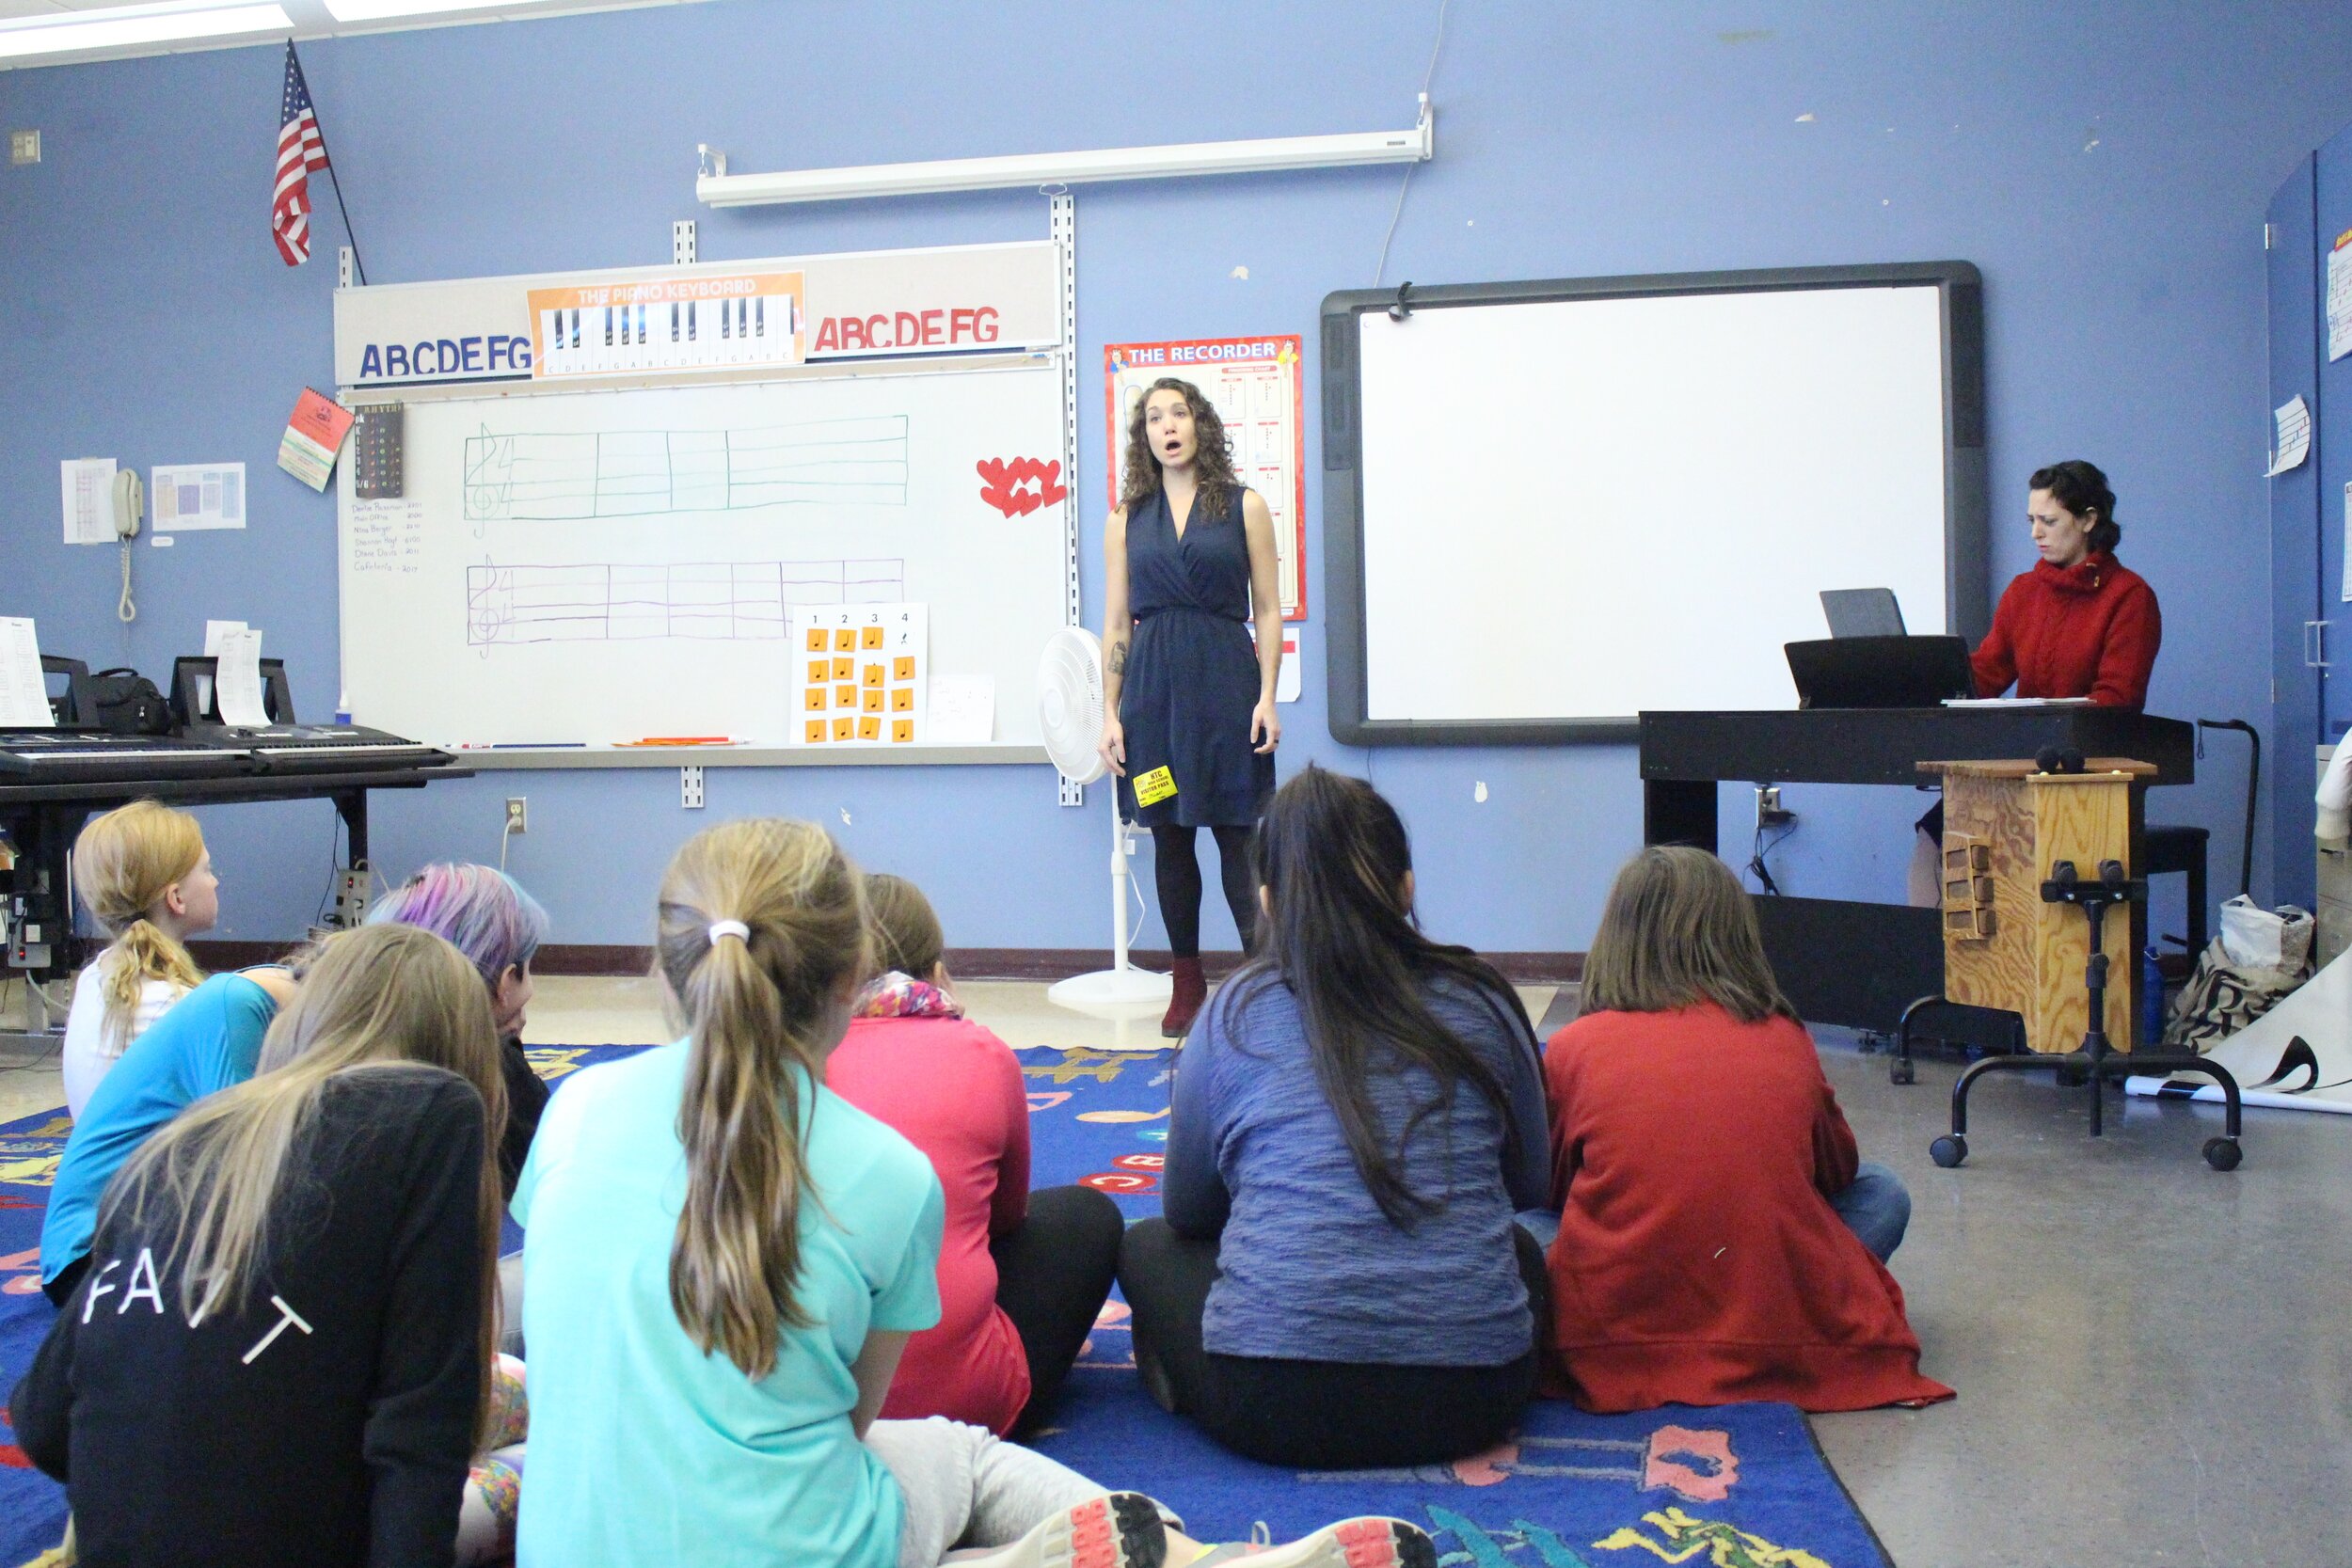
left=791, top=603, right=928, bottom=746
left=527, top=272, right=806, bottom=380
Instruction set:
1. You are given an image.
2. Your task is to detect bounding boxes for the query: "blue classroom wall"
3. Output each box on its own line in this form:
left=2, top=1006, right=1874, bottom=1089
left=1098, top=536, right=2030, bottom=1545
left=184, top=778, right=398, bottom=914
left=5, top=0, right=2351, bottom=954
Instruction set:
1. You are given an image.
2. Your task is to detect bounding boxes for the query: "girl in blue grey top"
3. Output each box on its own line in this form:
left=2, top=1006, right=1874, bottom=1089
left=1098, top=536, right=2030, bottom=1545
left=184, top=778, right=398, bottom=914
left=1119, top=767, right=1552, bottom=1470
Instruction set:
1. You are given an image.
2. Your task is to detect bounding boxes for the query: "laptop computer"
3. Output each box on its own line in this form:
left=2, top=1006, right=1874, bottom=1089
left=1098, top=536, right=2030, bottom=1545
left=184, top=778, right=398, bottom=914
left=1820, top=588, right=1907, bottom=639
left=1785, top=635, right=1974, bottom=709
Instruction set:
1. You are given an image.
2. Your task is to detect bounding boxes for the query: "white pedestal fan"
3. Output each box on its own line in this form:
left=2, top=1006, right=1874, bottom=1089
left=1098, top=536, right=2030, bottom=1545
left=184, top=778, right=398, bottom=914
left=1037, top=627, right=1173, bottom=1021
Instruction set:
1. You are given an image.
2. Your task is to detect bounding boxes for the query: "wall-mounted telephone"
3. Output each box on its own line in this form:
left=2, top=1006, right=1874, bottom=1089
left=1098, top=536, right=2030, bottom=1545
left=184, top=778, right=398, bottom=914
left=113, top=467, right=141, bottom=623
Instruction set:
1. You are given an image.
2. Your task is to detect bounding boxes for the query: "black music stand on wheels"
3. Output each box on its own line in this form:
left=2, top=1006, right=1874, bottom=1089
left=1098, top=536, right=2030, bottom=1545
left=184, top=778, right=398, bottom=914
left=1929, top=858, right=2246, bottom=1172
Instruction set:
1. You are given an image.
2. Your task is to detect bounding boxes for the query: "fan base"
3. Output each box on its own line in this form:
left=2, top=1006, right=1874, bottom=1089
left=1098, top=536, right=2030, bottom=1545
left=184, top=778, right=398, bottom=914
left=1047, top=967, right=1175, bottom=1047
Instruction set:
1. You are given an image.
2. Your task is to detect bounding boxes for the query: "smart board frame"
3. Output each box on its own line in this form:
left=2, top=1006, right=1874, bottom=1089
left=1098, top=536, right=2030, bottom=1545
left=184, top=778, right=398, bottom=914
left=1319, top=260, right=1987, bottom=747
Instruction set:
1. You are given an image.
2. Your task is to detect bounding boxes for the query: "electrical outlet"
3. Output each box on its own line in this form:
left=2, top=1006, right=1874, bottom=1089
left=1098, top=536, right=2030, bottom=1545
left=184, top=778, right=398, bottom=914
left=8, top=130, right=39, bottom=166
left=504, top=798, right=528, bottom=834
left=1755, top=785, right=1795, bottom=829
left=681, top=765, right=705, bottom=810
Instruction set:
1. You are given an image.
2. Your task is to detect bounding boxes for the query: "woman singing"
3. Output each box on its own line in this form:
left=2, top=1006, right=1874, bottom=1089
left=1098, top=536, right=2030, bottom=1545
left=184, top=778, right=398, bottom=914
left=1100, top=379, right=1284, bottom=1037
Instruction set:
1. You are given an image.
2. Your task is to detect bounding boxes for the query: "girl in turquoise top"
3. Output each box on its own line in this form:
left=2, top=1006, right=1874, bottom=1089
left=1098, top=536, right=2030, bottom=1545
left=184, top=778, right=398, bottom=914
left=515, top=819, right=1428, bottom=1568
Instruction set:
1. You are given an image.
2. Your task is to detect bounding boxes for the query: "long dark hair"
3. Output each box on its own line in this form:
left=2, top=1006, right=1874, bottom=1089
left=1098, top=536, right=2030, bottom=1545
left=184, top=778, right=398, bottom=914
left=1120, top=376, right=1240, bottom=522
left=1224, top=766, right=1535, bottom=1229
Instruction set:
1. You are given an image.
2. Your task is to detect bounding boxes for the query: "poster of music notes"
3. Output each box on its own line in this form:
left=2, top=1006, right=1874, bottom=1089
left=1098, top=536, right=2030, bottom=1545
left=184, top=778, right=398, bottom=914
left=791, top=602, right=928, bottom=746
left=1104, top=335, right=1307, bottom=621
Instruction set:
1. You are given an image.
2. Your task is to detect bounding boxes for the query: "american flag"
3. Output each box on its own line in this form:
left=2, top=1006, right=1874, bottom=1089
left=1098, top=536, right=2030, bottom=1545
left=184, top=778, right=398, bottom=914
left=273, top=44, right=329, bottom=266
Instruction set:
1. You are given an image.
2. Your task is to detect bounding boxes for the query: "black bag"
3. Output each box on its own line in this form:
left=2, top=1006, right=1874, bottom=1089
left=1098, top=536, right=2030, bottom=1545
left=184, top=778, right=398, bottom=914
left=89, top=668, right=173, bottom=736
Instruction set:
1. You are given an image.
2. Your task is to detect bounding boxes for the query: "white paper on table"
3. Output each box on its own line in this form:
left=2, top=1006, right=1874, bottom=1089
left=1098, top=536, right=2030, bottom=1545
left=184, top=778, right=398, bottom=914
left=150, top=463, right=246, bottom=531
left=1941, top=696, right=2093, bottom=708
left=2269, top=395, right=2312, bottom=476
left=61, top=459, right=118, bottom=545
left=203, top=619, right=247, bottom=656
left=215, top=626, right=270, bottom=727
left=0, top=618, right=53, bottom=727
left=927, top=675, right=994, bottom=744
left=2331, top=232, right=2352, bottom=363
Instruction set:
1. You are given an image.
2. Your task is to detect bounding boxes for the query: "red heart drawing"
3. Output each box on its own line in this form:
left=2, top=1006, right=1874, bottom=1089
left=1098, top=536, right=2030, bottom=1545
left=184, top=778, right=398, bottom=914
left=977, top=456, right=1070, bottom=517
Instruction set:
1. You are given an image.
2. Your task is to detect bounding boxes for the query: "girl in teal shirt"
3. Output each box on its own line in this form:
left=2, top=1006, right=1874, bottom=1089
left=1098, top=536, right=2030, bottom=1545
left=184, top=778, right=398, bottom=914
left=513, top=818, right=1431, bottom=1568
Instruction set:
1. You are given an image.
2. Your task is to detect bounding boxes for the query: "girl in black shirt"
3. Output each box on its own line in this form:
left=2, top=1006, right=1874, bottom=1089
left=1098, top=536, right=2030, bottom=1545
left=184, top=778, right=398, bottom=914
left=13, top=923, right=510, bottom=1568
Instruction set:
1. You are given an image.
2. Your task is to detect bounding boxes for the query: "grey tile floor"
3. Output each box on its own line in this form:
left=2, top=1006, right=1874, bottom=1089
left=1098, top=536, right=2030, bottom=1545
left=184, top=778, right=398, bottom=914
left=3, top=975, right=2343, bottom=1566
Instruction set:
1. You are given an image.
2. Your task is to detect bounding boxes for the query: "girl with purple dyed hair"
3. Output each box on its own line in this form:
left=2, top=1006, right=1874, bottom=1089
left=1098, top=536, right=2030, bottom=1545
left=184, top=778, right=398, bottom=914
left=372, top=863, right=551, bottom=1193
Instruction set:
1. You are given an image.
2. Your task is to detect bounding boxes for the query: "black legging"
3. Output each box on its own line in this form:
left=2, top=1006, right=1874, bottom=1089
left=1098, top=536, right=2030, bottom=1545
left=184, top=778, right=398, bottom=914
left=1152, top=825, right=1256, bottom=958
left=1116, top=1216, right=1550, bottom=1469
left=991, top=1183, right=1125, bottom=1433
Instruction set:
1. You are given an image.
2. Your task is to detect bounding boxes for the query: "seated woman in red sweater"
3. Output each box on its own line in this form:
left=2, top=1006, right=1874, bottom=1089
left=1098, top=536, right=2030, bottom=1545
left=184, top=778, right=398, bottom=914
left=1912, top=459, right=2161, bottom=899
left=825, top=874, right=1124, bottom=1435
left=1543, top=846, right=1954, bottom=1414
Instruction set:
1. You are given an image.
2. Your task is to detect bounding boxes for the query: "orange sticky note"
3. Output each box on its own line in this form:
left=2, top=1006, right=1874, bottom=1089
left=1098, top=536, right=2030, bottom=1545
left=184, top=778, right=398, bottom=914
left=834, top=684, right=858, bottom=708
left=861, top=689, right=884, bottom=713
left=804, top=719, right=828, bottom=743
left=832, top=716, right=855, bottom=740
left=892, top=719, right=914, bottom=742
left=862, top=663, right=884, bottom=688
left=805, top=659, right=829, bottom=683
left=803, top=688, right=826, bottom=711
left=893, top=656, right=916, bottom=681
left=834, top=628, right=857, bottom=652
left=860, top=626, right=884, bottom=649
left=857, top=716, right=882, bottom=740
left=805, top=627, right=828, bottom=652
left=890, top=687, right=914, bottom=712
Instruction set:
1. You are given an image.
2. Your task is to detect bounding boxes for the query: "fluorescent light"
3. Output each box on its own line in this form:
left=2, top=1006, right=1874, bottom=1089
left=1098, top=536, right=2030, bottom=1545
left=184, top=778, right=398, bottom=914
left=0, top=1, right=293, bottom=61
left=699, top=98, right=1434, bottom=209
left=324, top=0, right=508, bottom=20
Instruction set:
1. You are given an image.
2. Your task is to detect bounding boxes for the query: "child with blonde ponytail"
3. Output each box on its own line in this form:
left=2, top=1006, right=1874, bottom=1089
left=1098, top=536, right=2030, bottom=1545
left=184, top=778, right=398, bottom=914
left=516, top=818, right=1425, bottom=1568
left=61, top=800, right=218, bottom=1117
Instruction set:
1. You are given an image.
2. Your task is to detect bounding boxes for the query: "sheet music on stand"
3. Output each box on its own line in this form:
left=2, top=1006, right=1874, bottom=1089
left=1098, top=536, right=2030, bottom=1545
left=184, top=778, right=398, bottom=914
left=215, top=626, right=270, bottom=728
left=0, top=617, right=51, bottom=727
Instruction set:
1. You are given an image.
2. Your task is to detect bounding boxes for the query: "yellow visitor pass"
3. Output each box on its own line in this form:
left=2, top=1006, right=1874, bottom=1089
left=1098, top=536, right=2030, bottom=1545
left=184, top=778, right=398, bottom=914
left=1133, top=766, right=1178, bottom=806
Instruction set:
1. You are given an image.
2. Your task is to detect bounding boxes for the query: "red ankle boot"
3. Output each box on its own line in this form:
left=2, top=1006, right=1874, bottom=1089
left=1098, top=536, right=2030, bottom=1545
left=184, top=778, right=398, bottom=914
left=1162, top=956, right=1207, bottom=1037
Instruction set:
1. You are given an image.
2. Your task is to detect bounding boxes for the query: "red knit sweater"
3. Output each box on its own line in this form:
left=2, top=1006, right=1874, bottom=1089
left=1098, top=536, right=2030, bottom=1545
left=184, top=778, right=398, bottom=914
left=1969, top=550, right=2160, bottom=706
left=1541, top=1006, right=1953, bottom=1414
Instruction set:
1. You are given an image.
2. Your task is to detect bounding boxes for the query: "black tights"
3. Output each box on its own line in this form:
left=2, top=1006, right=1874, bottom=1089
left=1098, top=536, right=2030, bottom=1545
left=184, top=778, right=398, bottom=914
left=1152, top=825, right=1256, bottom=958
left=990, top=1184, right=1125, bottom=1433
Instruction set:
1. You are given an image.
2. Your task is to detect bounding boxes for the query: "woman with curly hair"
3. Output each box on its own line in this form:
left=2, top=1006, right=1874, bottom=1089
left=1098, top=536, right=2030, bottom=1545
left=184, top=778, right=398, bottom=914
left=1099, top=377, right=1284, bottom=1036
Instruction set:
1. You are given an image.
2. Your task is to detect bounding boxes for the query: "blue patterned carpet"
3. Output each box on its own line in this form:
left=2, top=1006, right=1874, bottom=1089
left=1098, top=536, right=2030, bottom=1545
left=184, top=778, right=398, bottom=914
left=0, top=1040, right=1893, bottom=1568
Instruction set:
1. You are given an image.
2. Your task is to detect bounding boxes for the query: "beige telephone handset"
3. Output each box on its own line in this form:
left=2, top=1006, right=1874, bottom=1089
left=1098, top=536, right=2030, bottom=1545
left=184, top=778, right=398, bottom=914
left=113, top=468, right=142, bottom=622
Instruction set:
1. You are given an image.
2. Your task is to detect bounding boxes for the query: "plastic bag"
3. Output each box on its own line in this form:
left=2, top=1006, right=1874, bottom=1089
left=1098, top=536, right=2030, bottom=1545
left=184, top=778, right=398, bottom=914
left=2165, top=922, right=2313, bottom=1053
left=2217, top=895, right=2313, bottom=973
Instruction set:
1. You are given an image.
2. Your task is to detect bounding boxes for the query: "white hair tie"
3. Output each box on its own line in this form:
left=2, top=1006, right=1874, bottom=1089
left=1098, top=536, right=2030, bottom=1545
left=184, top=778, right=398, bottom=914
left=707, top=920, right=752, bottom=946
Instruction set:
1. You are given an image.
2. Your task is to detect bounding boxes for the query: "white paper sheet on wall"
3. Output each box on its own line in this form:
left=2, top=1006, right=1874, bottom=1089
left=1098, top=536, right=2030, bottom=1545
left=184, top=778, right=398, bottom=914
left=151, top=463, right=246, bottom=531
left=0, top=618, right=53, bottom=728
left=215, top=626, right=269, bottom=727
left=2269, top=395, right=2312, bottom=476
left=60, top=459, right=118, bottom=545
left=2330, top=230, right=2352, bottom=363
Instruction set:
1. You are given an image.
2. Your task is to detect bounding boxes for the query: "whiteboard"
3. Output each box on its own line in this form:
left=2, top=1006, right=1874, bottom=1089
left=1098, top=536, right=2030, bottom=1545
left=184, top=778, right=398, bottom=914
left=1326, top=267, right=1984, bottom=742
left=338, top=364, right=1070, bottom=750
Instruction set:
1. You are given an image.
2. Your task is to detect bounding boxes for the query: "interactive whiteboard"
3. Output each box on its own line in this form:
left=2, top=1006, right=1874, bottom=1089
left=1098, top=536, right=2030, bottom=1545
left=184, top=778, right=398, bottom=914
left=1320, top=262, right=1987, bottom=744
left=338, top=364, right=1071, bottom=750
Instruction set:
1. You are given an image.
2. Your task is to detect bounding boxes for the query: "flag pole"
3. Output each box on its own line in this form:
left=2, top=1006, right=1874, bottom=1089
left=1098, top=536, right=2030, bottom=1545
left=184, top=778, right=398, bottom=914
left=287, top=41, right=367, bottom=286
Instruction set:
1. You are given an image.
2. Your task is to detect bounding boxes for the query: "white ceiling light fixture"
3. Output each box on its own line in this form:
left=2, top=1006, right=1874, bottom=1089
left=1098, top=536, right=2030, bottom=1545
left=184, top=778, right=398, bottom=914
left=698, top=95, right=1434, bottom=209
left=322, top=0, right=509, bottom=21
left=0, top=0, right=293, bottom=61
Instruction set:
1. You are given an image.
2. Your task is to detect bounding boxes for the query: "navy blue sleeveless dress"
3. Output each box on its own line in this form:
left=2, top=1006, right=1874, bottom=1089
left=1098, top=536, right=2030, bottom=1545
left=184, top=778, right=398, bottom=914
left=1118, top=484, right=1275, bottom=827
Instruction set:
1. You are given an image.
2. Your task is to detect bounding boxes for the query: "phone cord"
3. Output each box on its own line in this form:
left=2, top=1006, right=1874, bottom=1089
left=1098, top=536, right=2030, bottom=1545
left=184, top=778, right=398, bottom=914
left=118, top=540, right=136, bottom=622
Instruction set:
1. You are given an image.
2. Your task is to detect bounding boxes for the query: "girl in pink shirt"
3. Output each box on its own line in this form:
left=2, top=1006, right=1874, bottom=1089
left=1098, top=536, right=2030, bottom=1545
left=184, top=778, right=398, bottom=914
left=826, top=876, right=1124, bottom=1434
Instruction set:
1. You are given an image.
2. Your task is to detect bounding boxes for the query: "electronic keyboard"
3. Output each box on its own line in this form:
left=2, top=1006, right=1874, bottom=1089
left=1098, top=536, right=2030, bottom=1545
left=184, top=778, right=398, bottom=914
left=179, top=724, right=453, bottom=776
left=0, top=731, right=248, bottom=781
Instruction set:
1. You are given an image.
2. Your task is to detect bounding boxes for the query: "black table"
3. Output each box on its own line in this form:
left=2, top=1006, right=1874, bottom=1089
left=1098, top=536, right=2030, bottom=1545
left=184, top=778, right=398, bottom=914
left=2, top=760, right=469, bottom=1001
left=1640, top=706, right=2194, bottom=1033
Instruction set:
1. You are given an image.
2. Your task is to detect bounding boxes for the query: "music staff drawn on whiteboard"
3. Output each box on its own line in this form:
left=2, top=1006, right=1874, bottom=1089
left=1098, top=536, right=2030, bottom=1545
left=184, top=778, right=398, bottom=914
left=465, top=559, right=906, bottom=645
left=461, top=416, right=910, bottom=522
